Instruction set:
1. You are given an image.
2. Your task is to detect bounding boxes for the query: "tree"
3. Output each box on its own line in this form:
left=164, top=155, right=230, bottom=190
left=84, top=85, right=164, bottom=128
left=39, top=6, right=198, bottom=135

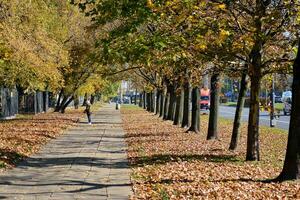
left=276, top=40, right=300, bottom=181
left=201, top=0, right=296, bottom=160
left=229, top=69, right=249, bottom=150
left=207, top=73, right=221, bottom=139
left=0, top=0, right=68, bottom=91
left=187, top=86, right=200, bottom=132
left=0, top=0, right=108, bottom=114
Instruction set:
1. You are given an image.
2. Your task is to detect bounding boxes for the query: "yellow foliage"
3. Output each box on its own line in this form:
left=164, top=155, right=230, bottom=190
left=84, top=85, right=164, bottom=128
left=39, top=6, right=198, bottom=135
left=217, top=4, right=226, bottom=10
left=196, top=44, right=207, bottom=51
left=147, top=0, right=155, bottom=9
left=0, top=0, right=93, bottom=93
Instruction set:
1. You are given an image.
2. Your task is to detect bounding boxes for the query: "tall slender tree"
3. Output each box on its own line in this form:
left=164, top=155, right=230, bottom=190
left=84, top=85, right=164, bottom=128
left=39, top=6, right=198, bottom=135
left=229, top=70, right=249, bottom=150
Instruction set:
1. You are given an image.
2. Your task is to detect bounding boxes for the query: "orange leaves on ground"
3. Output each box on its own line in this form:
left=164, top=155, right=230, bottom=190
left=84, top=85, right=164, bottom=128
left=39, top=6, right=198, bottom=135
left=121, top=107, right=300, bottom=199
left=0, top=109, right=83, bottom=170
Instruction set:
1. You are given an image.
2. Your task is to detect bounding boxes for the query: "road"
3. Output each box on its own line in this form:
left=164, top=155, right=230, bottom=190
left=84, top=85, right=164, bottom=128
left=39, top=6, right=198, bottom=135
left=202, top=106, right=290, bottom=130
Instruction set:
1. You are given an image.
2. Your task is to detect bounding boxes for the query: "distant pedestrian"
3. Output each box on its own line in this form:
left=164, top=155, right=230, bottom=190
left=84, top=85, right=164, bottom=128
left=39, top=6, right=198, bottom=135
left=84, top=99, right=92, bottom=124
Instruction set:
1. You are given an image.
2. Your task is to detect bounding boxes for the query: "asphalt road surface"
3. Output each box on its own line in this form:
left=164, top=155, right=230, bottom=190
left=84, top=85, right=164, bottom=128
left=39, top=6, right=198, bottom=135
left=202, top=106, right=290, bottom=130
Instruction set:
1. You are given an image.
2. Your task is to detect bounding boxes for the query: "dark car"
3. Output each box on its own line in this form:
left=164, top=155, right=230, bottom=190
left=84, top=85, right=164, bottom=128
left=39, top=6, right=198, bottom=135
left=283, top=97, right=292, bottom=115
left=200, top=95, right=210, bottom=109
left=275, top=95, right=282, bottom=103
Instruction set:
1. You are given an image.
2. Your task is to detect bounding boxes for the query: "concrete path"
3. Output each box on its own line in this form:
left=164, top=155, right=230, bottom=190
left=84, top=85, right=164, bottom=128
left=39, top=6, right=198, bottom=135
left=0, top=104, right=132, bottom=200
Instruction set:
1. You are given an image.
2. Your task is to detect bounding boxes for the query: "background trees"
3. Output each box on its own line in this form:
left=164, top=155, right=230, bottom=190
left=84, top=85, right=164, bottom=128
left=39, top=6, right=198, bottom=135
left=1, top=0, right=299, bottom=182
left=0, top=0, right=68, bottom=91
left=0, top=0, right=117, bottom=113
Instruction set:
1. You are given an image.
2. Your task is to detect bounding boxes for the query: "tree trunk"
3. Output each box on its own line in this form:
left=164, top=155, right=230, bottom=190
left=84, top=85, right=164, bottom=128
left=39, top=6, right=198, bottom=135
left=246, top=39, right=263, bottom=161
left=139, top=93, right=143, bottom=107
left=163, top=92, right=169, bottom=120
left=276, top=40, right=300, bottom=181
left=146, top=93, right=151, bottom=112
left=167, top=86, right=176, bottom=121
left=150, top=91, right=155, bottom=112
left=60, top=96, right=74, bottom=113
left=173, top=91, right=181, bottom=125
left=74, top=95, right=79, bottom=109
left=156, top=89, right=161, bottom=115
left=207, top=74, right=220, bottom=140
left=159, top=92, right=165, bottom=118
left=55, top=95, right=68, bottom=112
left=135, top=89, right=137, bottom=105
left=143, top=91, right=146, bottom=109
left=187, top=87, right=200, bottom=132
left=229, top=72, right=248, bottom=150
left=179, top=88, right=184, bottom=125
left=54, top=90, right=63, bottom=112
left=181, top=81, right=190, bottom=128
left=246, top=74, right=261, bottom=161
left=244, top=3, right=266, bottom=161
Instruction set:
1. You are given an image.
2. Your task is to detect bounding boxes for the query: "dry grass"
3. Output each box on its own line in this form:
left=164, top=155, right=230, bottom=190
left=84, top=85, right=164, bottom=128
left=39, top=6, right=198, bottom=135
left=0, top=107, right=85, bottom=171
left=121, top=106, right=300, bottom=200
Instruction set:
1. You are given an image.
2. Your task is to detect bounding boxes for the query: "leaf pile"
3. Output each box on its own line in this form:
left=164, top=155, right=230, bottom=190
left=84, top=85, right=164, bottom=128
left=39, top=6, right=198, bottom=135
left=0, top=108, right=84, bottom=171
left=121, top=107, right=300, bottom=199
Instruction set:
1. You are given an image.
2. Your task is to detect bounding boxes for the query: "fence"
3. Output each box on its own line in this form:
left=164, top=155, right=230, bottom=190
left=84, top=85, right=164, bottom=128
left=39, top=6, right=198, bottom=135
left=18, top=91, right=50, bottom=114
left=0, top=87, right=19, bottom=119
left=1, top=88, right=85, bottom=118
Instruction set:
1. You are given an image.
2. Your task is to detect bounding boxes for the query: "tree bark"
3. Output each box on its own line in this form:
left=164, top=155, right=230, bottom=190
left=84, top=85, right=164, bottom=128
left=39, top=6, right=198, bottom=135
left=163, top=91, right=169, bottom=120
left=187, top=87, right=200, bottom=132
left=181, top=81, right=190, bottom=128
left=173, top=91, right=182, bottom=125
left=246, top=75, right=261, bottom=161
left=55, top=95, right=68, bottom=112
left=60, top=96, right=74, bottom=113
left=146, top=93, right=151, bottom=112
left=207, top=74, right=220, bottom=140
left=159, top=92, right=165, bottom=118
left=179, top=88, right=184, bottom=124
left=276, top=40, right=300, bottom=181
left=54, top=90, right=63, bottom=112
left=139, top=93, right=143, bottom=107
left=156, top=89, right=161, bottom=115
left=74, top=95, right=79, bottom=109
left=229, top=72, right=248, bottom=150
left=143, top=91, right=146, bottom=109
left=135, top=89, right=137, bottom=105
left=150, top=91, right=155, bottom=112
left=167, top=85, right=176, bottom=121
left=246, top=42, right=263, bottom=161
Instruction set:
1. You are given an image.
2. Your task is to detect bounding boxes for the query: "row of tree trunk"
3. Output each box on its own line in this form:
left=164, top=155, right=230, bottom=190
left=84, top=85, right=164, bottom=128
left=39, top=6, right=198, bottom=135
left=137, top=52, right=300, bottom=181
left=138, top=75, right=220, bottom=139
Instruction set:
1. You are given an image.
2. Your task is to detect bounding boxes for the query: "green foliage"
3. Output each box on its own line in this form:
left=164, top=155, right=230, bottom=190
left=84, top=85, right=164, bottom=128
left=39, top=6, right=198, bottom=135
left=101, top=81, right=120, bottom=99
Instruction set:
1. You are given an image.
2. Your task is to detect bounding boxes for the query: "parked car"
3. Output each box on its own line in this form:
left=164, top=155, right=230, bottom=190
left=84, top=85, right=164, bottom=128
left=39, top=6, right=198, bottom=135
left=281, top=91, right=292, bottom=102
left=200, top=88, right=210, bottom=110
left=123, top=97, right=130, bottom=104
left=283, top=97, right=292, bottom=115
left=275, top=95, right=282, bottom=103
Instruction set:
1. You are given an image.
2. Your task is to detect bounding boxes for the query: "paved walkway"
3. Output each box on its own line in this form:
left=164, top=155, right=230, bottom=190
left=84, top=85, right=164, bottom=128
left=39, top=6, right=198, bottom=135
left=0, top=104, right=132, bottom=200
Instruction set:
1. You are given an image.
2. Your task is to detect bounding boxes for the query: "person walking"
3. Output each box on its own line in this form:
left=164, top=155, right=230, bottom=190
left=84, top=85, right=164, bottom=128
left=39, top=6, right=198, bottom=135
left=84, top=99, right=92, bottom=124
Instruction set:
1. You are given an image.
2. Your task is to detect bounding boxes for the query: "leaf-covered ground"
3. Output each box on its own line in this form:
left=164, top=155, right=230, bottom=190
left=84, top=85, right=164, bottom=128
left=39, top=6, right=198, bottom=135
left=121, top=106, right=300, bottom=199
left=0, top=108, right=84, bottom=171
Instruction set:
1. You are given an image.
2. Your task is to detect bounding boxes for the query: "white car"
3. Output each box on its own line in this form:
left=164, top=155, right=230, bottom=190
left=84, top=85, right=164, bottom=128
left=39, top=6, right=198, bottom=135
left=281, top=91, right=292, bottom=102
